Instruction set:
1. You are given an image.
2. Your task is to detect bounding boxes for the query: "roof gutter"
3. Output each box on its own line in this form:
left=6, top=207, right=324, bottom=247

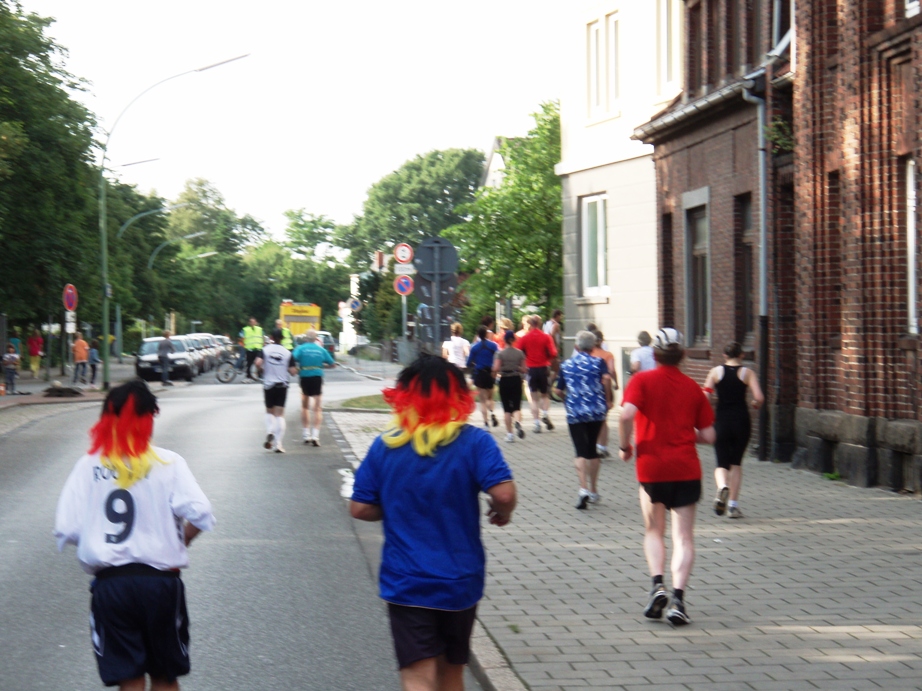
left=632, top=79, right=754, bottom=143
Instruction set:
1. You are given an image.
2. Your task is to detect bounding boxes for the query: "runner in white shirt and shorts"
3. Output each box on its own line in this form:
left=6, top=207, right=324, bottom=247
left=255, top=328, right=295, bottom=453
left=54, top=379, right=215, bottom=691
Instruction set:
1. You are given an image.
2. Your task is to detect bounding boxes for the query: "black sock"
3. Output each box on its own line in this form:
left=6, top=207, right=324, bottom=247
left=673, top=588, right=684, bottom=602
left=652, top=575, right=664, bottom=587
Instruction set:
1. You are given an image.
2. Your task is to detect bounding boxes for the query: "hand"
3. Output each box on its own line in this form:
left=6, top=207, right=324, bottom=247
left=619, top=444, right=633, bottom=462
left=486, top=502, right=510, bottom=526
left=751, top=400, right=762, bottom=410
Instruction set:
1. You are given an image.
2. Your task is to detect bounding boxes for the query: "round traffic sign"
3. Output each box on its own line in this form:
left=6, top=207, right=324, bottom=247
left=62, top=284, right=78, bottom=312
left=394, top=243, right=414, bottom=264
left=394, top=275, right=414, bottom=296
left=348, top=297, right=362, bottom=312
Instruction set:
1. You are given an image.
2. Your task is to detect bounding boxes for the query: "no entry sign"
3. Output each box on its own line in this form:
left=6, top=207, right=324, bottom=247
left=62, top=284, right=78, bottom=312
left=394, top=243, right=414, bottom=264
left=394, top=275, right=414, bottom=296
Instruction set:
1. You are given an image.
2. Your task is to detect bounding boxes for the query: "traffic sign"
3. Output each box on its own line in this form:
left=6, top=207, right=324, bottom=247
left=394, top=263, right=417, bottom=276
left=413, top=237, right=458, bottom=281
left=416, top=274, right=458, bottom=307
left=62, top=284, right=78, bottom=312
left=394, top=243, right=414, bottom=264
left=394, top=275, right=414, bottom=296
left=348, top=297, right=362, bottom=312
left=65, top=311, right=76, bottom=323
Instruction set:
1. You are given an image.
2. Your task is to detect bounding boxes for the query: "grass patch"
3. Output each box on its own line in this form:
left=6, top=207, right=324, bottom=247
left=822, top=471, right=842, bottom=481
left=339, top=394, right=390, bottom=410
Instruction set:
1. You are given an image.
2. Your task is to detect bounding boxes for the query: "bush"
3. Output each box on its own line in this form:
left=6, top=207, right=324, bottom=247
left=123, top=324, right=145, bottom=355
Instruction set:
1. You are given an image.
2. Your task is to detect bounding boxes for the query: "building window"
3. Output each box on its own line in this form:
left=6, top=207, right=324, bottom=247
left=658, top=0, right=681, bottom=94
left=735, top=194, right=756, bottom=341
left=908, top=158, right=918, bottom=334
left=687, top=206, right=710, bottom=343
left=587, top=21, right=602, bottom=117
left=908, top=0, right=921, bottom=19
left=581, top=195, right=608, bottom=296
left=748, top=0, right=764, bottom=67
left=688, top=3, right=703, bottom=95
left=606, top=13, right=620, bottom=109
left=662, top=213, right=675, bottom=326
left=727, top=0, right=741, bottom=76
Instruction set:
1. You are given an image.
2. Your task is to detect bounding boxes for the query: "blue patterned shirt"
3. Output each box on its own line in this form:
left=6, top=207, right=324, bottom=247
left=555, top=351, right=609, bottom=424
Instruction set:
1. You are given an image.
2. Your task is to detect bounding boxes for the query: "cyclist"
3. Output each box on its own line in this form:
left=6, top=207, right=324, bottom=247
left=239, top=317, right=264, bottom=380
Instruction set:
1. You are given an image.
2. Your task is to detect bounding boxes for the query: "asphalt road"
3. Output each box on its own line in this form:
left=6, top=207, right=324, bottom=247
left=0, top=367, right=445, bottom=690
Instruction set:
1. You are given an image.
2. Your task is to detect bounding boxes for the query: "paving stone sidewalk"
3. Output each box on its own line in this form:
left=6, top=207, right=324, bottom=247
left=332, top=406, right=922, bottom=691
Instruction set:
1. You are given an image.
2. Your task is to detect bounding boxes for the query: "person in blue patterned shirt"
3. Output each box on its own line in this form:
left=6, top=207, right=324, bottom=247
left=553, top=330, right=614, bottom=509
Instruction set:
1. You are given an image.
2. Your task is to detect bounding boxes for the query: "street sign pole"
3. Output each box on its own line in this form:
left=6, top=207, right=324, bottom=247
left=433, top=242, right=440, bottom=349
left=402, top=294, right=407, bottom=338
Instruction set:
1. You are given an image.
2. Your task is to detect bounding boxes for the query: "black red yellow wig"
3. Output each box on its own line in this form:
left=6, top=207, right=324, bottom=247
left=89, top=379, right=163, bottom=489
left=382, top=355, right=474, bottom=456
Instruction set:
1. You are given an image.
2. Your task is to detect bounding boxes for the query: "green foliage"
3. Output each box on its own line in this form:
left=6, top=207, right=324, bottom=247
left=765, top=116, right=795, bottom=155
left=336, top=148, right=484, bottom=265
left=284, top=210, right=337, bottom=258
left=445, top=102, right=563, bottom=316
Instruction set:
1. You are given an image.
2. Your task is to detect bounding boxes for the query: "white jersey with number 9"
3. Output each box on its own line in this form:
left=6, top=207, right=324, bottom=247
left=54, top=447, right=215, bottom=575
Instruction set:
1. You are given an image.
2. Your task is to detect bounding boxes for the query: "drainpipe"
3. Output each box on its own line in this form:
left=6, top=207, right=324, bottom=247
left=742, top=81, right=771, bottom=461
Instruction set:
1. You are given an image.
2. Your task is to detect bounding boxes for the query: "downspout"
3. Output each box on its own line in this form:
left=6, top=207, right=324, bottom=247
left=741, top=82, right=771, bottom=461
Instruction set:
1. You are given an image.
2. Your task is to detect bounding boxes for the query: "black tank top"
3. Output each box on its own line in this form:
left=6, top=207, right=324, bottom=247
left=715, top=365, right=748, bottom=414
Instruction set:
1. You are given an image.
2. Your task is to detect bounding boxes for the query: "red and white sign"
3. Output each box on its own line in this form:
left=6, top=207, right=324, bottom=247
left=394, top=275, right=414, bottom=296
left=62, top=284, right=78, bottom=312
left=394, top=243, right=414, bottom=264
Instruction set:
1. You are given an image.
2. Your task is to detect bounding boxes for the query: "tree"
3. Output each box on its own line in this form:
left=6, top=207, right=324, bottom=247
left=283, top=210, right=338, bottom=258
left=446, top=102, right=562, bottom=312
left=335, top=148, right=484, bottom=265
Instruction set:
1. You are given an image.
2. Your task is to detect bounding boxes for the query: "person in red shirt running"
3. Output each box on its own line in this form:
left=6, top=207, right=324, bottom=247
left=619, top=328, right=715, bottom=627
left=516, top=315, right=558, bottom=433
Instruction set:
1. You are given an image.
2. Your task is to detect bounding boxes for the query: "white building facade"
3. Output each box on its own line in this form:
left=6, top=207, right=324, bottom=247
left=556, top=0, right=683, bottom=388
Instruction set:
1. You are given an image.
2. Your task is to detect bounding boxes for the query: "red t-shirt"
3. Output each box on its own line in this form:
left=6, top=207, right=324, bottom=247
left=516, top=329, right=557, bottom=368
left=623, top=365, right=715, bottom=483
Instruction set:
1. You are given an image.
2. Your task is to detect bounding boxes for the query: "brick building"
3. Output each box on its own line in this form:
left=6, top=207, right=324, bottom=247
left=635, top=0, right=922, bottom=492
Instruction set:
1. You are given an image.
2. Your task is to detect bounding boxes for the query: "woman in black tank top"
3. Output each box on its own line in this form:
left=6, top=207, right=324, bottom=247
left=702, top=342, right=764, bottom=519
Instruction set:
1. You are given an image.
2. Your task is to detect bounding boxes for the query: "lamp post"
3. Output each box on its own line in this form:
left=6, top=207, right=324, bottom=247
left=99, top=54, right=249, bottom=390
left=147, top=232, right=206, bottom=269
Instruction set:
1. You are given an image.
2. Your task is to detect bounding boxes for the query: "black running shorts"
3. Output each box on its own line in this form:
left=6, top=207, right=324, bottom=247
left=473, top=367, right=495, bottom=390
left=387, top=603, right=477, bottom=669
left=641, top=479, right=702, bottom=510
left=90, top=565, right=190, bottom=687
left=528, top=366, right=549, bottom=394
left=567, top=420, right=604, bottom=459
left=498, top=375, right=523, bottom=413
left=714, top=413, right=751, bottom=469
left=299, top=376, right=323, bottom=397
left=263, top=383, right=288, bottom=408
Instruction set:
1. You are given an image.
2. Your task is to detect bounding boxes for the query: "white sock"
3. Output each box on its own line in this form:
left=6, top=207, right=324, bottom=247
left=265, top=413, right=275, bottom=434
left=309, top=427, right=316, bottom=439
left=276, top=416, right=286, bottom=439
left=728, top=500, right=738, bottom=508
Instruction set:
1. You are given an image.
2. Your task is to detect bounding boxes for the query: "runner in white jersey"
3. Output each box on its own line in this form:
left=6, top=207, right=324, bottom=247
left=255, top=328, right=295, bottom=453
left=54, top=379, right=215, bottom=690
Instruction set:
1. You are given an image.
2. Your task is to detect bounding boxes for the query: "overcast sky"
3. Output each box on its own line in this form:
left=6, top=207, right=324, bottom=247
left=21, top=1, right=566, bottom=237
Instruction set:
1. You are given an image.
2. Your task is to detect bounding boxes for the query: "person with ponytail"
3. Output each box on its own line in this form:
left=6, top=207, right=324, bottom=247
left=55, top=379, right=215, bottom=691
left=350, top=355, right=517, bottom=689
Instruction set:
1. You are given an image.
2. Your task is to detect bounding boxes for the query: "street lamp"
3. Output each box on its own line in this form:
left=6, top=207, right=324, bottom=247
left=147, top=232, right=206, bottom=269
left=98, top=53, right=250, bottom=390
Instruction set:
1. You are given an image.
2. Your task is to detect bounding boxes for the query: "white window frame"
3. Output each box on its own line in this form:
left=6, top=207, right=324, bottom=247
left=581, top=194, right=609, bottom=297
left=908, top=0, right=921, bottom=19
left=658, top=0, right=681, bottom=96
left=587, top=21, right=603, bottom=118
left=606, top=13, right=620, bottom=111
left=909, top=158, right=918, bottom=334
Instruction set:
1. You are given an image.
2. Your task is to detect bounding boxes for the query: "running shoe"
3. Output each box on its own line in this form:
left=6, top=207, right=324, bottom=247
left=727, top=506, right=744, bottom=519
left=576, top=492, right=589, bottom=510
left=491, top=413, right=499, bottom=427
left=666, top=598, right=690, bottom=626
left=505, top=432, right=515, bottom=443
left=643, top=584, right=668, bottom=619
left=303, top=430, right=311, bottom=444
left=596, top=445, right=610, bottom=459
left=587, top=492, right=600, bottom=504
left=311, top=436, right=320, bottom=448
left=714, top=486, right=729, bottom=516
left=264, top=433, right=275, bottom=450
left=274, top=443, right=286, bottom=454
left=515, top=421, right=525, bottom=439
left=542, top=415, right=554, bottom=431
left=533, top=420, right=542, bottom=434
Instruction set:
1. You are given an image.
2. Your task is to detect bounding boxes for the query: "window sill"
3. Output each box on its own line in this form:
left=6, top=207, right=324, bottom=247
left=686, top=347, right=711, bottom=360
left=574, top=296, right=610, bottom=306
left=898, top=334, right=919, bottom=351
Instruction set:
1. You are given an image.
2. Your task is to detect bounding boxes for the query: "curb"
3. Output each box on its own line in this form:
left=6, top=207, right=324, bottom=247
left=469, top=621, right=529, bottom=691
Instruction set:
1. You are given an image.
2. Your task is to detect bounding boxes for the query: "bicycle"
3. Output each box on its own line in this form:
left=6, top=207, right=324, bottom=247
left=215, top=351, right=260, bottom=384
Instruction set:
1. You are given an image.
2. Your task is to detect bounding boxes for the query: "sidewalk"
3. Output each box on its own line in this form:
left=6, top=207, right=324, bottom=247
left=332, top=404, right=922, bottom=691
left=0, top=361, right=139, bottom=411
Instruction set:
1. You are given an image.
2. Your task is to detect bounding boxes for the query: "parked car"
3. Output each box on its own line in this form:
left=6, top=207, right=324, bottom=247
left=135, top=337, right=196, bottom=382
left=316, top=330, right=336, bottom=354
left=179, top=336, right=205, bottom=374
left=188, top=333, right=219, bottom=371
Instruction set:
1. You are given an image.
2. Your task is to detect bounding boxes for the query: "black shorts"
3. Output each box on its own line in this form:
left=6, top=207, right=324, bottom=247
left=498, top=375, right=523, bottom=413
left=299, top=376, right=323, bottom=396
left=473, top=368, right=494, bottom=390
left=528, top=367, right=549, bottom=394
left=641, top=479, right=702, bottom=510
left=263, top=383, right=288, bottom=408
left=567, top=420, right=604, bottom=459
left=714, top=413, right=751, bottom=469
left=90, top=565, right=190, bottom=687
left=387, top=603, right=477, bottom=669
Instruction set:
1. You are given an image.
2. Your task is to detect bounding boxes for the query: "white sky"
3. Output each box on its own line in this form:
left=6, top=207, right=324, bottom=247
left=21, top=1, right=567, bottom=237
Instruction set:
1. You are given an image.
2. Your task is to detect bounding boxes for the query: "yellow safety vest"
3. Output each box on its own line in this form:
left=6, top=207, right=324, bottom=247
left=243, top=325, right=264, bottom=350
left=280, top=327, right=293, bottom=350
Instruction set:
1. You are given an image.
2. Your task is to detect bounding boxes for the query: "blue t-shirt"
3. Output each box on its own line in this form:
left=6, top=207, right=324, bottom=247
left=467, top=339, right=498, bottom=371
left=351, top=425, right=513, bottom=610
left=291, top=342, right=335, bottom=378
left=556, top=351, right=609, bottom=424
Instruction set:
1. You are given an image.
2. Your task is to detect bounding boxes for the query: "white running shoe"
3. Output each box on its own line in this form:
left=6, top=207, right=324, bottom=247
left=302, top=429, right=311, bottom=443
left=587, top=492, right=600, bottom=504
left=274, top=443, right=286, bottom=454
left=533, top=420, right=542, bottom=434
left=505, top=432, right=515, bottom=443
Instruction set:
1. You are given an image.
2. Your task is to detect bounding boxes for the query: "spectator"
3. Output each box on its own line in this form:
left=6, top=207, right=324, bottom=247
left=72, top=334, right=89, bottom=385
left=88, top=340, right=102, bottom=388
left=27, top=329, right=44, bottom=378
left=3, top=343, right=20, bottom=393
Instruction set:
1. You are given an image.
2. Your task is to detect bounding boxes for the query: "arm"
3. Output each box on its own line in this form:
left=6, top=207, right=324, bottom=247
left=485, top=480, right=517, bottom=526
left=183, top=522, right=202, bottom=546
left=702, top=366, right=719, bottom=398
left=746, top=369, right=765, bottom=409
left=491, top=354, right=501, bottom=377
left=630, top=360, right=641, bottom=374
left=349, top=501, right=383, bottom=522
left=697, top=425, right=716, bottom=445
left=618, top=403, right=638, bottom=461
left=602, top=373, right=613, bottom=409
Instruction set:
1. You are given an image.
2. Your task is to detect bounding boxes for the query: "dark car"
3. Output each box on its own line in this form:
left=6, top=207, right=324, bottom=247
left=135, top=337, right=196, bottom=382
left=316, top=330, right=336, bottom=354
